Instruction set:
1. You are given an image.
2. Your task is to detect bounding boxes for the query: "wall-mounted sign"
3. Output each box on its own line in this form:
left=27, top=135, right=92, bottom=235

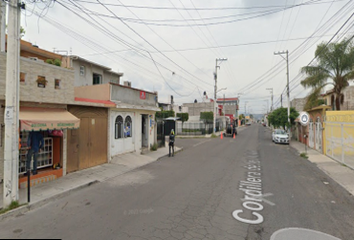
left=299, top=111, right=310, bottom=126
left=140, top=91, right=146, bottom=99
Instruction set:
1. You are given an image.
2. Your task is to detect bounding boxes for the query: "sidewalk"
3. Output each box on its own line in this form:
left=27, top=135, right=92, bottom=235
left=0, top=145, right=182, bottom=220
left=290, top=140, right=354, bottom=196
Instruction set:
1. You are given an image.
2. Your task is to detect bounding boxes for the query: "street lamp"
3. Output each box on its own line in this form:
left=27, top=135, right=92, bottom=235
left=274, top=50, right=290, bottom=138
left=213, top=58, right=227, bottom=134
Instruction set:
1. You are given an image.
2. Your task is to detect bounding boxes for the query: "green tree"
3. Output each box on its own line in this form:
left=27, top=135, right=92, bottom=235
left=200, top=111, right=213, bottom=123
left=176, top=113, right=189, bottom=123
left=301, top=38, right=354, bottom=110
left=268, top=107, right=299, bottom=129
left=155, top=110, right=175, bottom=119
left=250, top=114, right=254, bottom=119
left=239, top=114, right=245, bottom=120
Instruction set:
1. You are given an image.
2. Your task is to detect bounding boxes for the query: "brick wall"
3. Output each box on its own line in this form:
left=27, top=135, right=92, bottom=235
left=0, top=53, right=75, bottom=104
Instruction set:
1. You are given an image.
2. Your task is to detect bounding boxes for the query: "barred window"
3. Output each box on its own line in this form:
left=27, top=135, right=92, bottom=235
left=124, top=116, right=132, bottom=138
left=115, top=115, right=123, bottom=139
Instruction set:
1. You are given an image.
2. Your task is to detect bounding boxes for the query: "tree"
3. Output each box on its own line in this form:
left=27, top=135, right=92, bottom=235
left=239, top=114, right=245, bottom=120
left=155, top=110, right=175, bottom=119
left=250, top=114, right=254, bottom=119
left=301, top=38, right=354, bottom=110
left=200, top=111, right=213, bottom=123
left=268, top=107, right=299, bottom=129
left=176, top=113, right=189, bottom=125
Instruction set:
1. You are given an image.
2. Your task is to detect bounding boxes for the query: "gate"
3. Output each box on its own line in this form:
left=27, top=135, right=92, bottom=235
left=324, top=112, right=354, bottom=170
left=309, top=120, right=314, bottom=148
left=156, top=120, right=164, bottom=147
left=315, top=117, right=322, bottom=152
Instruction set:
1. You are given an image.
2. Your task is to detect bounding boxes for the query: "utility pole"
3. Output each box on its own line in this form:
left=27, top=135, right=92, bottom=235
left=3, top=0, right=21, bottom=207
left=274, top=50, right=290, bottom=138
left=0, top=0, right=6, bottom=52
left=281, top=94, right=283, bottom=108
left=266, top=88, right=273, bottom=111
left=213, top=58, right=227, bottom=134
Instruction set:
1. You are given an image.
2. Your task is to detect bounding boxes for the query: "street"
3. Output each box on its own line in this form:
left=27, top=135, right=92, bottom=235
left=0, top=124, right=354, bottom=240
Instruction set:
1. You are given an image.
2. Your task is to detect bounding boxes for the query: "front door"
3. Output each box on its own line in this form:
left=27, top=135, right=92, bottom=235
left=79, top=118, right=90, bottom=169
left=89, top=118, right=107, bottom=167
left=142, top=115, right=148, bottom=148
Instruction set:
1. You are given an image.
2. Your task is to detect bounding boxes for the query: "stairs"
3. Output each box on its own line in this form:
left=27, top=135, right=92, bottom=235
left=20, top=175, right=57, bottom=189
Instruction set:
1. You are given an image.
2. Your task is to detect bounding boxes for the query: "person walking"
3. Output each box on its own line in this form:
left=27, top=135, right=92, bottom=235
left=26, top=131, right=44, bottom=175
left=169, top=129, right=175, bottom=157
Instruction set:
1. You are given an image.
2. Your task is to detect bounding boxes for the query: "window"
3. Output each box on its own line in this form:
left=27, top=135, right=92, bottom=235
left=55, top=79, right=61, bottom=89
left=93, top=73, right=102, bottom=85
left=80, top=66, right=85, bottom=76
left=115, top=115, right=123, bottom=139
left=124, top=116, right=132, bottom=138
left=37, top=76, right=47, bottom=88
left=20, top=72, right=26, bottom=83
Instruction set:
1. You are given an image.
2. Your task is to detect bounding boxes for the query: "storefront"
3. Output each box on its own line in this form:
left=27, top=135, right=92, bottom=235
left=18, top=107, right=80, bottom=187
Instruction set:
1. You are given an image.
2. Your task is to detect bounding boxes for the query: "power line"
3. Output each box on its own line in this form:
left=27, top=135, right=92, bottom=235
left=70, top=0, right=345, bottom=11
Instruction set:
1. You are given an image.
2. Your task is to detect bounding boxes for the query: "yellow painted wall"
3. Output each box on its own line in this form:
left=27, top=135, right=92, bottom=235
left=324, top=111, right=354, bottom=168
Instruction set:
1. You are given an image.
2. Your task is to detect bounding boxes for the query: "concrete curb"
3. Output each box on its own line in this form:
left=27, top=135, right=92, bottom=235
left=0, top=180, right=99, bottom=221
left=0, top=147, right=184, bottom=220
left=156, top=147, right=183, bottom=161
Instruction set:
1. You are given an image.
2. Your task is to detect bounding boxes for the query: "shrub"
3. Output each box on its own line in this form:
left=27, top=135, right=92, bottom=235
left=150, top=143, right=158, bottom=151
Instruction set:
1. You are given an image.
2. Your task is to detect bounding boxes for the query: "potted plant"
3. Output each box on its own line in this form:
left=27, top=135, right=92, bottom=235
left=36, top=76, right=48, bottom=88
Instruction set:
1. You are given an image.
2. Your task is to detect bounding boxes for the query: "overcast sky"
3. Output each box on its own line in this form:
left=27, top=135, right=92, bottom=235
left=18, top=0, right=354, bottom=114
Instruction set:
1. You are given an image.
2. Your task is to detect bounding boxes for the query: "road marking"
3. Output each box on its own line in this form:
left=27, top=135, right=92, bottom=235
left=241, top=193, right=275, bottom=206
left=193, top=139, right=211, bottom=147
left=233, top=151, right=266, bottom=225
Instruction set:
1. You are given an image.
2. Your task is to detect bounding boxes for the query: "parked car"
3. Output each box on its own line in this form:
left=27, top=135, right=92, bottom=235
left=272, top=129, right=289, bottom=144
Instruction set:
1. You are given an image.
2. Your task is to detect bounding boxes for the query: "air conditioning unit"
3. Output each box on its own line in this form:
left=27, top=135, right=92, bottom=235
left=29, top=57, right=39, bottom=61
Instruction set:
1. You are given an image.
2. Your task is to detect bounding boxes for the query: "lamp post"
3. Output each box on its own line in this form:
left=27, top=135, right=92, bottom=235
left=274, top=50, right=290, bottom=138
left=213, top=58, right=227, bottom=134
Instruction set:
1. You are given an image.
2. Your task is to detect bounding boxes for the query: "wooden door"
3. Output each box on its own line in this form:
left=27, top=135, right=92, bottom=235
left=66, top=129, right=79, bottom=173
left=79, top=118, right=90, bottom=169
left=89, top=117, right=107, bottom=167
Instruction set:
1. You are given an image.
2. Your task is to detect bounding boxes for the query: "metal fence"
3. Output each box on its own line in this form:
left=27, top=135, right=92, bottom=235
left=156, top=120, right=165, bottom=147
left=176, top=122, right=220, bottom=135
left=324, top=113, right=354, bottom=170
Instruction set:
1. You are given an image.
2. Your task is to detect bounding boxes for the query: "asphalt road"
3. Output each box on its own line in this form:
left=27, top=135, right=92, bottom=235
left=0, top=124, right=354, bottom=240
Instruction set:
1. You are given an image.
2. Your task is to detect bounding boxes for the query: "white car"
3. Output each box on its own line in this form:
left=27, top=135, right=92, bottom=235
left=272, top=129, right=289, bottom=144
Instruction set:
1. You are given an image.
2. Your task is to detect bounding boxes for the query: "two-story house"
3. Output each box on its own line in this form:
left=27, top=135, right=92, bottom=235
left=62, top=55, right=160, bottom=170
left=1, top=39, right=81, bottom=187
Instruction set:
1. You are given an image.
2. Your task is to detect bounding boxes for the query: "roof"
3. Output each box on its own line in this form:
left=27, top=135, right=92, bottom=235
left=216, top=97, right=239, bottom=101
left=70, top=55, right=112, bottom=71
left=216, top=97, right=239, bottom=103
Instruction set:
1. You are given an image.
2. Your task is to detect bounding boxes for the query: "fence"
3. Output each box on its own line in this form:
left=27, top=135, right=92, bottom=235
left=324, top=111, right=354, bottom=170
left=176, top=121, right=221, bottom=136
left=156, top=120, right=165, bottom=147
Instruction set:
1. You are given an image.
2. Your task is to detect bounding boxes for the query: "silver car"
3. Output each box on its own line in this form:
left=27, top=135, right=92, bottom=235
left=272, top=129, right=289, bottom=144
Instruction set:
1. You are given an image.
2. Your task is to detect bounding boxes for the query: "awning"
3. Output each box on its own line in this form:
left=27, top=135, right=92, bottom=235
left=20, top=108, right=80, bottom=131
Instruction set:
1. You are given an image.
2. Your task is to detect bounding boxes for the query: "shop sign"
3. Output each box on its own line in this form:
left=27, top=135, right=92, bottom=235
left=140, top=91, right=146, bottom=99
